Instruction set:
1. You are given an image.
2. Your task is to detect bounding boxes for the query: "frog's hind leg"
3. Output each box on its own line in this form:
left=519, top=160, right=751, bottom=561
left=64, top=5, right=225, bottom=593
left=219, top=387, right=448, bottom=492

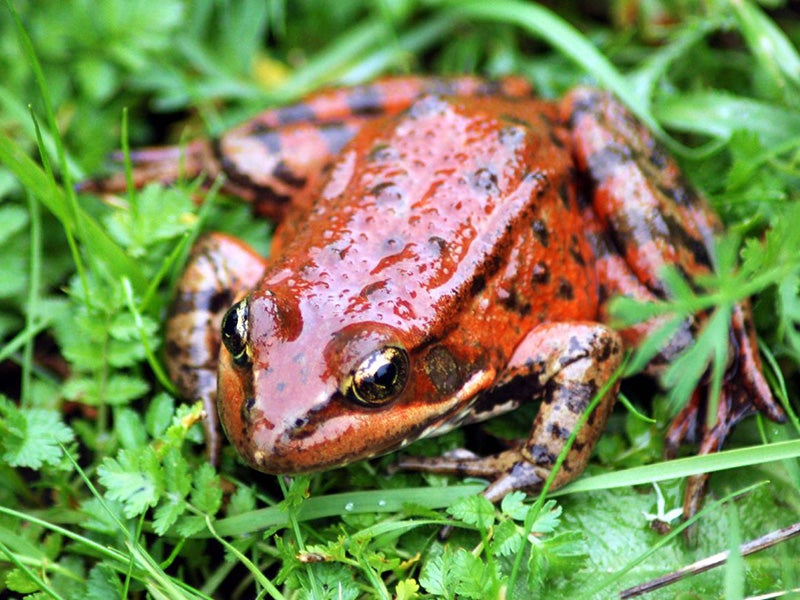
left=398, top=322, right=623, bottom=503
left=563, top=87, right=785, bottom=520
left=165, top=233, right=267, bottom=463
left=80, top=76, right=534, bottom=221
left=76, top=140, right=211, bottom=196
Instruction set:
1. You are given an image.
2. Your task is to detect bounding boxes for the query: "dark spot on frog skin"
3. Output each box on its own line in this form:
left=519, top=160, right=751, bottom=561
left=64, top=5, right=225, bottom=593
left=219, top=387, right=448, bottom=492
left=214, top=137, right=293, bottom=207
left=532, top=219, right=550, bottom=247
left=469, top=274, right=486, bottom=296
left=568, top=92, right=601, bottom=121
left=424, top=346, right=462, bottom=396
left=597, top=334, right=622, bottom=363
left=568, top=234, right=586, bottom=266
left=249, top=129, right=283, bottom=153
left=275, top=102, right=316, bottom=126
left=547, top=422, right=571, bottom=440
left=529, top=444, right=556, bottom=467
left=428, top=236, right=447, bottom=257
left=648, top=141, right=669, bottom=169
left=575, top=183, right=593, bottom=209
left=319, top=122, right=359, bottom=155
left=273, top=160, right=308, bottom=189
left=169, top=289, right=211, bottom=316
left=500, top=289, right=532, bottom=317
left=408, top=94, right=449, bottom=119
left=531, top=261, right=550, bottom=285
left=564, top=381, right=598, bottom=414
left=368, top=143, right=398, bottom=162
left=360, top=280, right=387, bottom=298
left=558, top=180, right=572, bottom=210
left=209, top=289, right=234, bottom=314
left=370, top=181, right=406, bottom=205
left=547, top=127, right=566, bottom=149
left=498, top=125, right=526, bottom=150
left=478, top=370, right=542, bottom=409
left=656, top=177, right=702, bottom=208
left=470, top=167, right=499, bottom=195
left=586, top=142, right=634, bottom=181
left=556, top=277, right=574, bottom=300
left=346, top=84, right=384, bottom=116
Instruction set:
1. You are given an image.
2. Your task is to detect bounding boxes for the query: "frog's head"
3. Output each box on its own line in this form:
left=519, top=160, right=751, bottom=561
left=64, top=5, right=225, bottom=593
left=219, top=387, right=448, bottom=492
left=215, top=289, right=490, bottom=474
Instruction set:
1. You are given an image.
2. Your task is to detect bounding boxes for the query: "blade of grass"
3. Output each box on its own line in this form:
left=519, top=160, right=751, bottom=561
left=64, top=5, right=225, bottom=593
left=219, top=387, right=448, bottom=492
left=0, top=133, right=147, bottom=290
left=729, top=0, right=800, bottom=90
left=194, top=484, right=486, bottom=538
left=552, top=439, right=800, bottom=495
left=440, top=0, right=663, bottom=138
left=655, top=92, right=800, bottom=147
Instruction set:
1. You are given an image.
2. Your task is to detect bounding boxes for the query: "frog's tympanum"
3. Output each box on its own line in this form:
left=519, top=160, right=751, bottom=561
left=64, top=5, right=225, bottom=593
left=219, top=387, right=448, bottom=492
left=86, top=77, right=784, bottom=519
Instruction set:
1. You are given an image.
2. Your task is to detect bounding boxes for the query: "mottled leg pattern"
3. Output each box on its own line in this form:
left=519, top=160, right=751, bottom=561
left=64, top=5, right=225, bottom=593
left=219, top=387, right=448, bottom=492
left=399, top=322, right=623, bottom=502
left=564, top=87, right=785, bottom=519
left=165, top=233, right=267, bottom=461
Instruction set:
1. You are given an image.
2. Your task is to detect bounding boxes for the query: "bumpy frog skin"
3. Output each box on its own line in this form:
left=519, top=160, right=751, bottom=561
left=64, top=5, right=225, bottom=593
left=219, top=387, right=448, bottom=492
left=86, top=76, right=784, bottom=518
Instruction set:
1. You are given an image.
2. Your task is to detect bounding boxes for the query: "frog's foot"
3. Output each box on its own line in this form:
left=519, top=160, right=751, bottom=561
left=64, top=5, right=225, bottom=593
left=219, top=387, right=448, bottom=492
left=665, top=304, right=784, bottom=520
left=399, top=322, right=623, bottom=504
left=398, top=445, right=550, bottom=503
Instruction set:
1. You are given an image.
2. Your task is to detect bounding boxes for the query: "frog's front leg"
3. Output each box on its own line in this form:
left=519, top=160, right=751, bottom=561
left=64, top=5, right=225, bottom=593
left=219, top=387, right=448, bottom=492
left=399, top=323, right=623, bottom=502
left=165, top=233, right=267, bottom=461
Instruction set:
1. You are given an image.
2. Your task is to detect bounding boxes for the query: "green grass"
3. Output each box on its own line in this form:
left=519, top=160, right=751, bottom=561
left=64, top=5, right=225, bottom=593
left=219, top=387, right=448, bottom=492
left=1, top=1, right=800, bottom=598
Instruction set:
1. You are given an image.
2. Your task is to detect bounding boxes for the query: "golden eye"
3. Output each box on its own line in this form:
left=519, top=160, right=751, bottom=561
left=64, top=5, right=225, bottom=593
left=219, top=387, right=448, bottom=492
left=221, top=298, right=250, bottom=366
left=346, top=346, right=409, bottom=406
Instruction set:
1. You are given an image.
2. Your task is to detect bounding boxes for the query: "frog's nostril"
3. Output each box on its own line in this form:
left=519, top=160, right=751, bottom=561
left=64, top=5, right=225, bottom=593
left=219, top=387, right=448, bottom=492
left=221, top=298, right=251, bottom=366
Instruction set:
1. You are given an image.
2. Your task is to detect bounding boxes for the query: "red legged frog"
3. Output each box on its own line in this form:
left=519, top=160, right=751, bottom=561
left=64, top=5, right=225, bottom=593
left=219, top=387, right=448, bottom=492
left=86, top=76, right=784, bottom=518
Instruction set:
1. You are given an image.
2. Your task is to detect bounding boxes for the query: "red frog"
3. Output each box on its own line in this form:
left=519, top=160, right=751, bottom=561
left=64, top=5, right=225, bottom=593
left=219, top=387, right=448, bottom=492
left=86, top=76, right=784, bottom=518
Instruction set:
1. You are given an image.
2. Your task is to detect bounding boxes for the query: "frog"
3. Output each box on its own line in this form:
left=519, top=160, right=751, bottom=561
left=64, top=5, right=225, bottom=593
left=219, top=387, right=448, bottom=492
left=84, top=75, right=785, bottom=519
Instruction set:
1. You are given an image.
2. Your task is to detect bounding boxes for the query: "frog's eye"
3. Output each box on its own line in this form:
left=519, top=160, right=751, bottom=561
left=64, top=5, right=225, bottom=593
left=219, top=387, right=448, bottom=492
left=346, top=346, right=409, bottom=406
left=221, top=298, right=250, bottom=366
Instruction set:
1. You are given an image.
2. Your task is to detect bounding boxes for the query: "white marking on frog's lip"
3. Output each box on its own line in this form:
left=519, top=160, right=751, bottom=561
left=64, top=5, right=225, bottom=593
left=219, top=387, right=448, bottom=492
left=467, top=399, right=519, bottom=423
left=252, top=449, right=268, bottom=467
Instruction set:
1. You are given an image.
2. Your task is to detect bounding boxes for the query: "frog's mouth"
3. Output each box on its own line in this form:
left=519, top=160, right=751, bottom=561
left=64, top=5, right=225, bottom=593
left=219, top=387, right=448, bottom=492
left=235, top=366, right=497, bottom=475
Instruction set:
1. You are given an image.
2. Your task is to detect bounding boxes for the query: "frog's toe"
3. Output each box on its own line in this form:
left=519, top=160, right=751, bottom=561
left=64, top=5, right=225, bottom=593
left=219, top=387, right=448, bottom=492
left=666, top=378, right=766, bottom=522
left=482, top=460, right=545, bottom=503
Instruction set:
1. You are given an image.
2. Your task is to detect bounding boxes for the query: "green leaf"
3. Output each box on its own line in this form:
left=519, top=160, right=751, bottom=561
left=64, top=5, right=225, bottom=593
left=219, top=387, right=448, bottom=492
left=105, top=374, right=150, bottom=405
left=6, top=568, right=39, bottom=593
left=153, top=493, right=187, bottom=536
left=451, top=548, right=498, bottom=598
left=526, top=500, right=563, bottom=535
left=145, top=392, right=175, bottom=438
left=114, top=407, right=147, bottom=451
left=190, top=462, right=222, bottom=515
left=447, top=494, right=495, bottom=530
left=500, top=491, right=528, bottom=521
left=395, top=578, right=420, bottom=600
left=491, top=518, right=523, bottom=557
left=228, top=485, right=256, bottom=517
left=97, top=447, right=163, bottom=518
left=0, top=397, right=75, bottom=469
left=84, top=563, right=123, bottom=600
left=419, top=554, right=452, bottom=599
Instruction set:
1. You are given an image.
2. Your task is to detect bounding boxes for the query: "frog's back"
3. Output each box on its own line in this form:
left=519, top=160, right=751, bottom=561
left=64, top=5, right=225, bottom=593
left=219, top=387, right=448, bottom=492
left=266, top=93, right=598, bottom=348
